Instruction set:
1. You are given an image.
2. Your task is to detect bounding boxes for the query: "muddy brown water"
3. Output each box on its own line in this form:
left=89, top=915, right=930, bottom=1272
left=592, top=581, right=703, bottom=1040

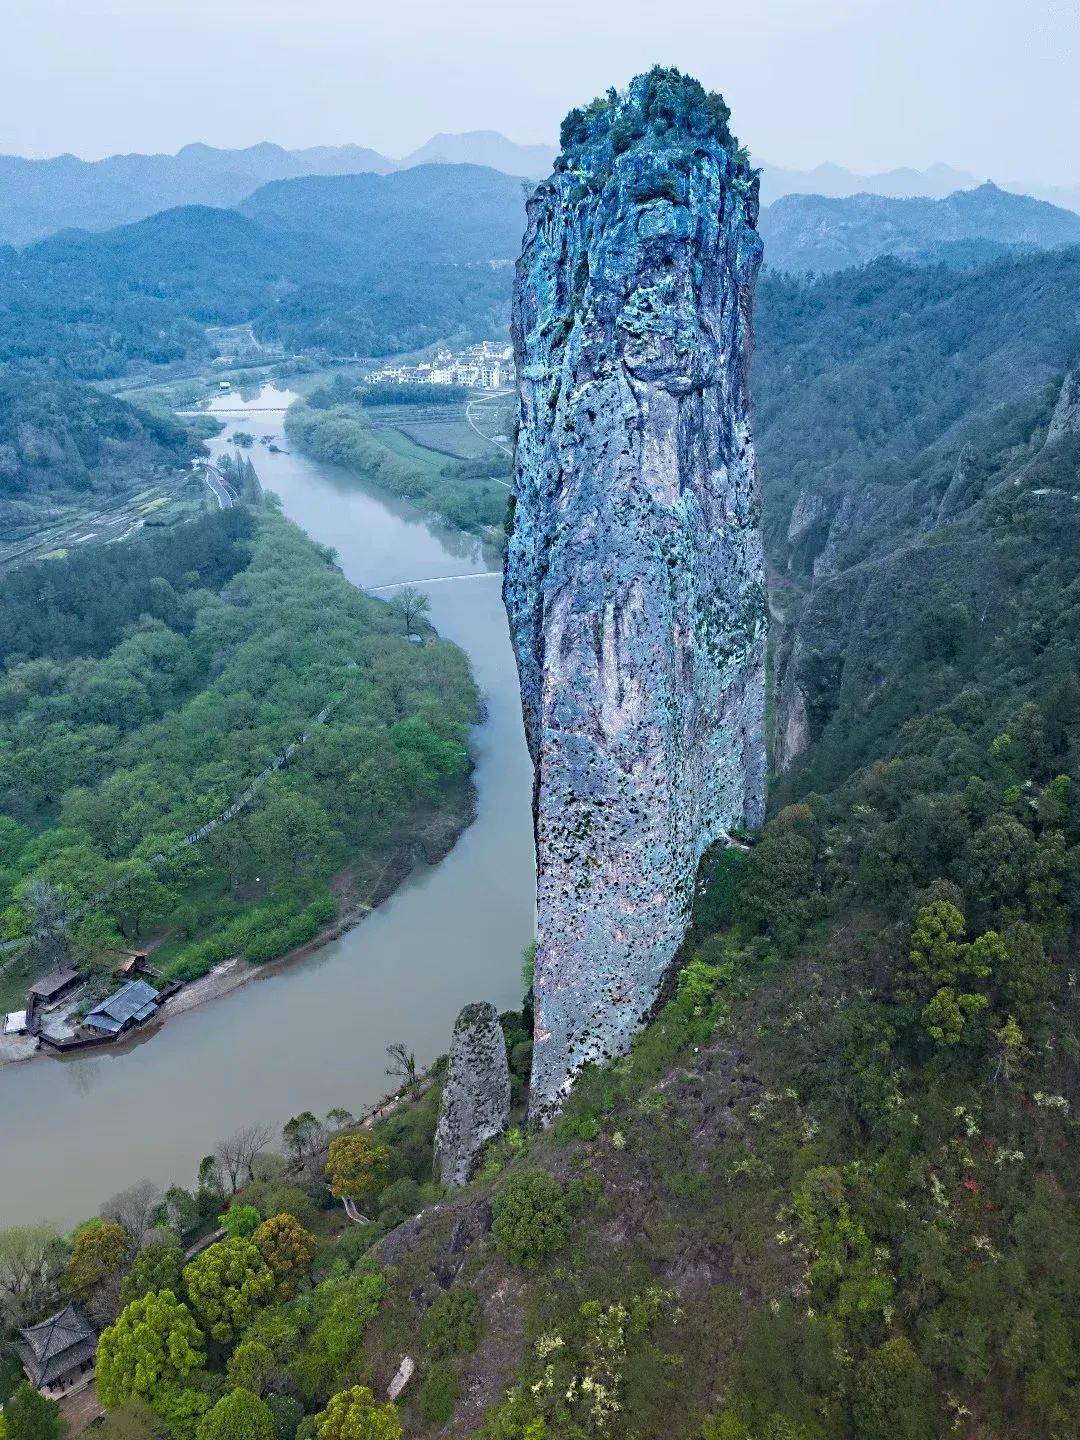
left=0, top=387, right=535, bottom=1228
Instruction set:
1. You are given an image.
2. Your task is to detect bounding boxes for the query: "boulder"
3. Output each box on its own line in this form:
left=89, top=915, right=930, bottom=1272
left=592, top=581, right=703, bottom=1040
left=434, top=1002, right=510, bottom=1188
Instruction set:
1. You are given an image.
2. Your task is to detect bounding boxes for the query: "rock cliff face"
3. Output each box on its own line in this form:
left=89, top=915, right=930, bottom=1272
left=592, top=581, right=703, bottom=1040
left=434, top=1003, right=511, bottom=1188
left=1047, top=363, right=1080, bottom=444
left=505, top=70, right=767, bottom=1124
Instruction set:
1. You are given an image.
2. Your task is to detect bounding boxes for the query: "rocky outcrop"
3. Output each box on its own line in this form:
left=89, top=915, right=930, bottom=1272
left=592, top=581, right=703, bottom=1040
left=505, top=70, right=767, bottom=1124
left=1046, top=364, right=1080, bottom=444
left=434, top=1003, right=510, bottom=1187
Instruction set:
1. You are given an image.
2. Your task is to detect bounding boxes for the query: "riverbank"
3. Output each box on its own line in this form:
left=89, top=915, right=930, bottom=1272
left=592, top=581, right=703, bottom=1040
left=284, top=385, right=512, bottom=536
left=1, top=786, right=479, bottom=1071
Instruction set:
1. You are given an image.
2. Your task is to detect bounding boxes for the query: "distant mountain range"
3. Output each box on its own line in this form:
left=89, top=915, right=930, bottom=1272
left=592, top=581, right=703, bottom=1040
left=238, top=163, right=527, bottom=263
left=758, top=160, right=1080, bottom=215
left=0, top=164, right=525, bottom=377
left=757, top=160, right=978, bottom=204
left=1, top=132, right=1075, bottom=247
left=0, top=142, right=395, bottom=245
left=399, top=130, right=555, bottom=177
left=759, top=182, right=1080, bottom=274
left=3, top=155, right=1079, bottom=382
left=0, top=132, right=551, bottom=245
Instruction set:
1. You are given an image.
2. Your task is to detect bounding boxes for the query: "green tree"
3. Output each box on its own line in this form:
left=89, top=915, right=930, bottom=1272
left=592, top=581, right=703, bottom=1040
left=3, top=1384, right=65, bottom=1440
left=311, top=1387, right=400, bottom=1440
left=325, top=1134, right=390, bottom=1207
left=121, top=1244, right=184, bottom=1306
left=195, top=1391, right=274, bottom=1440
left=251, top=1214, right=316, bottom=1295
left=146, top=1386, right=211, bottom=1440
left=182, top=1239, right=276, bottom=1347
left=248, top=792, right=333, bottom=879
left=218, top=1205, right=261, bottom=1241
left=492, top=1171, right=569, bottom=1268
left=850, top=1338, right=937, bottom=1440
left=65, top=1221, right=128, bottom=1302
left=226, top=1342, right=277, bottom=1399
left=281, top=1113, right=325, bottom=1171
left=739, top=815, right=817, bottom=952
left=386, top=587, right=430, bottom=637
left=907, top=900, right=968, bottom=994
left=906, top=901, right=993, bottom=1046
left=96, top=1290, right=205, bottom=1410
left=922, top=986, right=988, bottom=1047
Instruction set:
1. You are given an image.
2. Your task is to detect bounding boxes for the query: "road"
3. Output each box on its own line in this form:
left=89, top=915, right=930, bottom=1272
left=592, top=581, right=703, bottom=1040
left=200, top=464, right=234, bottom=510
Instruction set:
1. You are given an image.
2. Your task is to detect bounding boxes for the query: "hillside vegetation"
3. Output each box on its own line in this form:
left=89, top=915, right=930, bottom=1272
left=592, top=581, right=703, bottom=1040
left=0, top=166, right=523, bottom=380
left=0, top=370, right=199, bottom=541
left=753, top=247, right=1080, bottom=562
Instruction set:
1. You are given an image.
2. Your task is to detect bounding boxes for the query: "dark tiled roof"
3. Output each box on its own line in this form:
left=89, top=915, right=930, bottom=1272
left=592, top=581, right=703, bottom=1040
left=18, top=1305, right=96, bottom=1387
left=28, top=968, right=80, bottom=1000
left=85, top=979, right=160, bottom=1034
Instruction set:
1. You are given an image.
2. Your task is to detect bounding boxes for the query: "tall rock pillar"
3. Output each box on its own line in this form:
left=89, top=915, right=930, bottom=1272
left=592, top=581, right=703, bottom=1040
left=504, top=70, right=767, bottom=1123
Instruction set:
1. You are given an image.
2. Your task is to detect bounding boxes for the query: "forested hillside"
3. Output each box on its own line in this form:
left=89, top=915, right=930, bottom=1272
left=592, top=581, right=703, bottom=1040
left=758, top=182, right=1080, bottom=274
left=753, top=247, right=1080, bottom=562
left=255, top=267, right=1075, bottom=1440
left=0, top=165, right=522, bottom=379
left=0, top=504, right=479, bottom=1008
left=238, top=165, right=526, bottom=263
left=0, top=370, right=198, bottom=538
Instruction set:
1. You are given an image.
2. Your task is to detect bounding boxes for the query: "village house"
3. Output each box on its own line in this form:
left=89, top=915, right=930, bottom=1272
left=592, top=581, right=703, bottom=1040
left=369, top=340, right=512, bottom=390
left=17, top=1304, right=97, bottom=1397
left=84, top=978, right=162, bottom=1036
left=27, top=968, right=81, bottom=1007
left=113, top=950, right=154, bottom=980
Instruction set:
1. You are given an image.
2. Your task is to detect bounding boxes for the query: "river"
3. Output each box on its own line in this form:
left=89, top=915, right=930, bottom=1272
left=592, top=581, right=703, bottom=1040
left=0, top=386, right=535, bottom=1228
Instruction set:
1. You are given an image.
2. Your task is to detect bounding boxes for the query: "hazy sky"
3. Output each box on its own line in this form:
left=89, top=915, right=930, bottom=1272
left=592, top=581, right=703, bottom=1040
left=3, top=0, right=1077, bottom=183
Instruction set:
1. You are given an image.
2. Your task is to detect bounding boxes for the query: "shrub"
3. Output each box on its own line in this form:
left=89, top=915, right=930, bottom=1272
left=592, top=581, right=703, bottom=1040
left=219, top=1204, right=262, bottom=1240
left=418, top=1364, right=460, bottom=1426
left=65, top=1221, right=128, bottom=1300
left=311, top=1386, right=400, bottom=1440
left=850, top=1339, right=938, bottom=1440
left=420, top=1288, right=483, bottom=1358
left=252, top=1214, right=317, bottom=1293
left=266, top=1396, right=304, bottom=1440
left=375, top=1178, right=420, bottom=1226
left=196, top=1390, right=274, bottom=1440
left=3, top=1384, right=64, bottom=1440
left=120, top=1244, right=184, bottom=1305
left=491, top=1170, right=569, bottom=1268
